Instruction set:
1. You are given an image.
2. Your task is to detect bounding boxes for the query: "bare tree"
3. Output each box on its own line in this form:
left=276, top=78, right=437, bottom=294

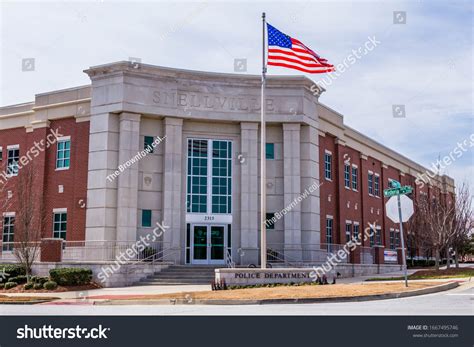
left=416, top=182, right=473, bottom=270
left=448, top=183, right=473, bottom=268
left=12, top=164, right=45, bottom=281
left=416, top=190, right=455, bottom=270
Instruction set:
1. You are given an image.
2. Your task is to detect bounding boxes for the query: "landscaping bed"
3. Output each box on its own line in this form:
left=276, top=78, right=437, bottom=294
left=0, top=282, right=101, bottom=293
left=90, top=281, right=443, bottom=302
left=0, top=265, right=99, bottom=293
left=366, top=267, right=474, bottom=281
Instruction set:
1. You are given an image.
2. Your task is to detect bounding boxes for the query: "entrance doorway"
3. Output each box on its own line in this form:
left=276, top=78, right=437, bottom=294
left=191, top=224, right=227, bottom=264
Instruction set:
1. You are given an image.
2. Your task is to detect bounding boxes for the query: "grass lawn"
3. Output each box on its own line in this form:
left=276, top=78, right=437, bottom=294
left=366, top=267, right=474, bottom=281
left=90, top=281, right=442, bottom=301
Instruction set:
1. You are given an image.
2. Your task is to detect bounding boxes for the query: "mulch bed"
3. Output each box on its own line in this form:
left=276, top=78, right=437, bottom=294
left=0, top=282, right=101, bottom=293
left=410, top=267, right=474, bottom=279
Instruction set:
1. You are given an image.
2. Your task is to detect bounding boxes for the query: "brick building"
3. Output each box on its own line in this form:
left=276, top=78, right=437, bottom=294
left=0, top=61, right=455, bottom=270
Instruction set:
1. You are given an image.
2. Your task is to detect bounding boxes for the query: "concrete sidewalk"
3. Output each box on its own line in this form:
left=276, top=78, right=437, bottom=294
left=1, top=284, right=211, bottom=299
left=2, top=266, right=471, bottom=300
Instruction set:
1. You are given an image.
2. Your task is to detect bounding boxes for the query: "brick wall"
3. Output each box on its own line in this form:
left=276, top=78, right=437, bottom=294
left=0, top=118, right=89, bottom=244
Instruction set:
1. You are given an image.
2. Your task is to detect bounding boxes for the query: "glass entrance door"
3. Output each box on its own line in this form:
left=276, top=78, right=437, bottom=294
left=191, top=224, right=226, bottom=264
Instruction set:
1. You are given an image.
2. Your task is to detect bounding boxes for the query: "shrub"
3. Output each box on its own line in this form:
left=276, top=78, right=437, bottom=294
left=24, top=282, right=34, bottom=290
left=0, top=283, right=4, bottom=289
left=43, top=281, right=58, bottom=290
left=4, top=282, right=17, bottom=290
left=33, top=283, right=43, bottom=290
left=9, top=275, right=27, bottom=284
left=49, top=268, right=92, bottom=286
left=31, top=276, right=49, bottom=285
left=0, top=264, right=26, bottom=281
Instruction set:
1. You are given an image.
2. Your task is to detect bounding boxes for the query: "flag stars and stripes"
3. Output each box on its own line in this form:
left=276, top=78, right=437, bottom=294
left=266, top=23, right=334, bottom=74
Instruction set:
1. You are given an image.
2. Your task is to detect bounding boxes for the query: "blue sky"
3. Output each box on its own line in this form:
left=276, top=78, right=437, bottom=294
left=1, top=0, right=472, bottom=188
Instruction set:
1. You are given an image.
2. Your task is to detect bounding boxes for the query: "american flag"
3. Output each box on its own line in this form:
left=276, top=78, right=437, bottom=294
left=267, top=23, right=334, bottom=74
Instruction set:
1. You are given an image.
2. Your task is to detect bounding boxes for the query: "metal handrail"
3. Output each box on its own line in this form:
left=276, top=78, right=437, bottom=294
left=225, top=249, right=235, bottom=268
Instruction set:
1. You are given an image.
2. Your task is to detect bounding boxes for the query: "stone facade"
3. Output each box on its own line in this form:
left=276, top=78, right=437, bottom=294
left=0, top=61, right=455, bottom=271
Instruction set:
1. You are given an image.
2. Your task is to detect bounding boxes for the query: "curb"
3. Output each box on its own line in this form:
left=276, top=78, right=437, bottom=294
left=0, top=299, right=58, bottom=305
left=95, top=281, right=459, bottom=306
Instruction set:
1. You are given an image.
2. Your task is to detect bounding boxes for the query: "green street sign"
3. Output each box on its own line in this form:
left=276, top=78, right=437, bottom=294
left=384, top=185, right=413, bottom=198
left=390, top=180, right=401, bottom=189
left=399, top=186, right=413, bottom=195
left=384, top=188, right=399, bottom=197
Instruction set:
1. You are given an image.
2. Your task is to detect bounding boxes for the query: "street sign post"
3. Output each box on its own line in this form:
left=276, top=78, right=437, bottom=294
left=384, top=181, right=414, bottom=287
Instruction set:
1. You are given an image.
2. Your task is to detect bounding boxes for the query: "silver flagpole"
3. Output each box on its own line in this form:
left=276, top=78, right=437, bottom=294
left=260, top=12, right=267, bottom=269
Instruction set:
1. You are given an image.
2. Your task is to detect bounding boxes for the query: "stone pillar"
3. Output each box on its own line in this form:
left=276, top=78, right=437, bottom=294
left=40, top=238, right=63, bottom=262
left=283, top=123, right=302, bottom=261
left=162, top=118, right=183, bottom=261
left=300, top=125, right=320, bottom=261
left=85, top=112, right=120, bottom=242
left=116, top=112, right=141, bottom=242
left=240, top=122, right=259, bottom=265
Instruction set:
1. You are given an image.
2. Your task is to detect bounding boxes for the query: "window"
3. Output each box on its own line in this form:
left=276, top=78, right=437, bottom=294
left=395, top=229, right=400, bottom=247
left=344, top=164, right=350, bottom=188
left=265, top=143, right=274, bottom=160
left=389, top=229, right=395, bottom=250
left=2, top=214, right=15, bottom=251
left=144, top=136, right=155, bottom=153
left=376, top=227, right=382, bottom=245
left=141, top=210, right=152, bottom=227
left=7, top=147, right=19, bottom=176
left=266, top=213, right=275, bottom=229
left=211, top=140, right=232, bottom=214
left=324, top=152, right=332, bottom=180
left=345, top=223, right=352, bottom=243
left=186, top=139, right=232, bottom=214
left=53, top=212, right=67, bottom=239
left=368, top=172, right=374, bottom=195
left=352, top=166, right=358, bottom=190
left=187, top=139, right=208, bottom=213
left=0, top=147, right=2, bottom=161
left=56, top=138, right=71, bottom=169
left=369, top=226, right=375, bottom=247
left=326, top=218, right=333, bottom=251
left=353, top=224, right=360, bottom=241
left=374, top=174, right=380, bottom=196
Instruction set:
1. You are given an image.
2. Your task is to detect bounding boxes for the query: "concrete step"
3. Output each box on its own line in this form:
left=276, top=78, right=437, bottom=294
left=142, top=276, right=214, bottom=282
left=139, top=279, right=213, bottom=285
left=149, top=273, right=214, bottom=277
left=164, top=267, right=221, bottom=271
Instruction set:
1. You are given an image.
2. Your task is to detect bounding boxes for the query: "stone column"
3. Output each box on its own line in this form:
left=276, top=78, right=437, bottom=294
left=116, top=112, right=141, bottom=242
left=283, top=123, right=302, bottom=261
left=240, top=122, right=259, bottom=265
left=300, top=125, right=321, bottom=261
left=85, top=112, right=120, bottom=242
left=162, top=118, right=183, bottom=261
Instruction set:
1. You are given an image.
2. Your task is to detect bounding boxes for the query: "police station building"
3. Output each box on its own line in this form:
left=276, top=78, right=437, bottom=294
left=0, top=62, right=454, bottom=284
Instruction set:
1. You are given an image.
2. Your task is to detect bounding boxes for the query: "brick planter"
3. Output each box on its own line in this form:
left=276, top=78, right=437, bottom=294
left=40, top=238, right=63, bottom=262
